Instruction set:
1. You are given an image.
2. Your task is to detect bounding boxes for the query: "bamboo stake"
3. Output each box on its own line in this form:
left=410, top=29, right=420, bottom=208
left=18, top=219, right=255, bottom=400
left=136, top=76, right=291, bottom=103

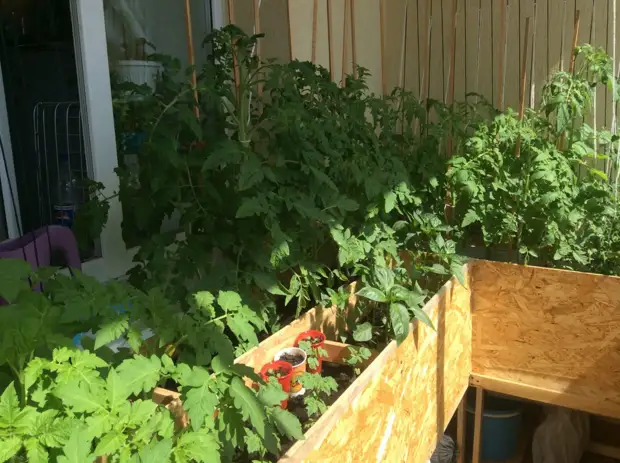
left=497, top=0, right=507, bottom=110
left=560, top=0, right=568, bottom=71
left=253, top=0, right=263, bottom=100
left=515, top=17, right=531, bottom=158
left=420, top=0, right=432, bottom=101
left=350, top=0, right=357, bottom=79
left=558, top=10, right=581, bottom=151
left=379, top=0, right=387, bottom=95
left=501, top=0, right=510, bottom=109
left=311, top=0, right=319, bottom=63
left=591, top=2, right=597, bottom=157
left=529, top=0, right=538, bottom=108
left=286, top=0, right=293, bottom=62
left=327, top=0, right=334, bottom=81
left=227, top=0, right=240, bottom=90
left=475, top=0, right=482, bottom=100
left=608, top=0, right=617, bottom=176
left=446, top=0, right=458, bottom=106
left=342, top=0, right=350, bottom=85
left=399, top=0, right=409, bottom=89
left=183, top=0, right=199, bottom=119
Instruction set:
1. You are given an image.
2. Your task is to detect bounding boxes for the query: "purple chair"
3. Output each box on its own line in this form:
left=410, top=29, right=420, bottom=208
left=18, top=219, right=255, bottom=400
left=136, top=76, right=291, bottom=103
left=0, top=226, right=82, bottom=293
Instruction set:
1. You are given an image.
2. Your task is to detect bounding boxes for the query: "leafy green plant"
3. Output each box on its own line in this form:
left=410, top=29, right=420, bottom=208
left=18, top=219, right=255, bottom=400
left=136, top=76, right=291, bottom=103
left=344, top=346, right=372, bottom=376
left=296, top=341, right=328, bottom=372
left=298, top=373, right=338, bottom=425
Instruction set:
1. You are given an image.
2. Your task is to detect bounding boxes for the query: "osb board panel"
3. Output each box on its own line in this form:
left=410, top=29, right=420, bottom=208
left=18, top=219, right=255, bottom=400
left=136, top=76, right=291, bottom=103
left=471, top=260, right=620, bottom=419
left=282, top=269, right=472, bottom=463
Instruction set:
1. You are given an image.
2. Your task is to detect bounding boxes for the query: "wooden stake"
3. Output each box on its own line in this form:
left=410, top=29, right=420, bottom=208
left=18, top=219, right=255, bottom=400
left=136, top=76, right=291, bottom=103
left=446, top=0, right=458, bottom=106
left=472, top=387, right=484, bottom=463
left=350, top=0, right=357, bottom=78
left=420, top=0, right=432, bottom=101
left=529, top=0, right=538, bottom=108
left=311, top=0, right=319, bottom=63
left=457, top=396, right=467, bottom=463
left=475, top=0, right=482, bottom=99
left=286, top=0, right=293, bottom=62
left=227, top=0, right=235, bottom=24
left=608, top=0, right=617, bottom=176
left=569, top=10, right=581, bottom=74
left=227, top=0, right=240, bottom=90
left=183, top=0, right=199, bottom=119
left=515, top=17, right=531, bottom=158
left=327, top=0, right=334, bottom=80
left=497, top=0, right=507, bottom=110
left=399, top=0, right=409, bottom=89
left=342, top=0, right=350, bottom=85
left=379, top=0, right=387, bottom=94
left=560, top=0, right=568, bottom=71
left=253, top=0, right=263, bottom=99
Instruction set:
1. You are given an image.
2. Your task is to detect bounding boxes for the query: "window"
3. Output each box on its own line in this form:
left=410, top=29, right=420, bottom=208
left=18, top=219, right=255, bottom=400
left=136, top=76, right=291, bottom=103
left=0, top=0, right=226, bottom=280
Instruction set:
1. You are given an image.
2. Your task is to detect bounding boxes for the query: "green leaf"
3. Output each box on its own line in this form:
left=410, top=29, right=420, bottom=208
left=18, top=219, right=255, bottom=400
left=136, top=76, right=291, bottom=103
left=174, top=432, right=220, bottom=463
left=228, top=314, right=259, bottom=346
left=184, top=384, right=218, bottom=431
left=106, top=369, right=130, bottom=410
left=337, top=197, right=359, bottom=212
left=0, top=437, right=21, bottom=462
left=25, top=438, right=48, bottom=463
left=253, top=273, right=286, bottom=296
left=229, top=377, right=266, bottom=439
left=461, top=210, right=480, bottom=227
left=24, top=359, right=49, bottom=391
left=236, top=197, right=263, bottom=218
left=411, top=307, right=435, bottom=330
left=384, top=191, right=397, bottom=213
left=94, top=315, right=129, bottom=350
left=0, top=383, right=20, bottom=425
left=352, top=322, right=373, bottom=342
left=238, top=154, right=264, bottom=191
left=309, top=166, right=338, bottom=191
left=374, top=267, right=394, bottom=294
left=93, top=431, right=124, bottom=457
left=389, top=303, right=410, bottom=345
left=54, top=382, right=106, bottom=413
left=138, top=438, right=173, bottom=463
left=0, top=258, right=31, bottom=302
left=257, top=378, right=287, bottom=408
left=217, top=291, right=242, bottom=312
left=271, top=407, right=304, bottom=441
left=450, top=261, right=467, bottom=287
left=116, top=355, right=162, bottom=396
left=356, top=286, right=387, bottom=303
left=127, top=325, right=143, bottom=354
left=194, top=292, right=216, bottom=315
left=57, top=428, right=93, bottom=463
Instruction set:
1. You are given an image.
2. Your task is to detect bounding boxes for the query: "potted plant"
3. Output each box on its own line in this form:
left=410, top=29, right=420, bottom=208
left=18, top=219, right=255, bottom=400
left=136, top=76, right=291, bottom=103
left=274, top=347, right=307, bottom=396
left=260, top=360, right=294, bottom=408
left=295, top=330, right=327, bottom=374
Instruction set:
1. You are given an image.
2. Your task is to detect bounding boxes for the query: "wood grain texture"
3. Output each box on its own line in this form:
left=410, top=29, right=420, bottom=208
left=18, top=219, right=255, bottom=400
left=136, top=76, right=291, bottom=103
left=471, top=260, right=620, bottom=419
left=282, top=269, right=472, bottom=462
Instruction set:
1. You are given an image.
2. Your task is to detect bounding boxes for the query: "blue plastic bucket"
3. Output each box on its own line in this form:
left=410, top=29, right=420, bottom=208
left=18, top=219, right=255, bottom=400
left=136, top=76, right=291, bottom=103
left=466, top=394, right=522, bottom=461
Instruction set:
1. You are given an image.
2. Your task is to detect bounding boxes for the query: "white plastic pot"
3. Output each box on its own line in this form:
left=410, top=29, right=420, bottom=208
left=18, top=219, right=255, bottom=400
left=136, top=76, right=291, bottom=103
left=116, top=60, right=162, bottom=92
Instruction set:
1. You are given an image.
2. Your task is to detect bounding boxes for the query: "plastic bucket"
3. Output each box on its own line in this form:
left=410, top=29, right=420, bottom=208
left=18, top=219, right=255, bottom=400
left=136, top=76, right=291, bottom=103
left=466, top=394, right=522, bottom=460
left=116, top=60, right=162, bottom=92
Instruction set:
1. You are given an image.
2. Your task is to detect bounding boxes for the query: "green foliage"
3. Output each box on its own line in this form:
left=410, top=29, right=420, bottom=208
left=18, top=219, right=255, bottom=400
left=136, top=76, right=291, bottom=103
left=299, top=373, right=338, bottom=421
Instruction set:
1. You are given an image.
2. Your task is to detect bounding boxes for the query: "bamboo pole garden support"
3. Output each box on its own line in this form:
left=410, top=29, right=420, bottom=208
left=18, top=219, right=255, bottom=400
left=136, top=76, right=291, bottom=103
left=183, top=0, right=199, bottom=119
left=253, top=0, right=262, bottom=99
left=327, top=0, right=334, bottom=81
left=399, top=0, right=409, bottom=90
left=515, top=17, right=531, bottom=158
left=472, top=387, right=485, bottom=463
left=286, top=0, right=293, bottom=62
left=379, top=0, right=387, bottom=95
left=342, top=0, right=350, bottom=85
left=497, top=0, right=508, bottom=110
left=311, top=0, right=318, bottom=64
left=529, top=0, right=538, bottom=108
left=350, top=0, right=357, bottom=79
left=227, top=0, right=240, bottom=91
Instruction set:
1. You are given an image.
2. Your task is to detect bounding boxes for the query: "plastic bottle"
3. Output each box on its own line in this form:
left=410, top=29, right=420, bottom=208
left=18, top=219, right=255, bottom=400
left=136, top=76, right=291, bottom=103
left=53, top=155, right=79, bottom=227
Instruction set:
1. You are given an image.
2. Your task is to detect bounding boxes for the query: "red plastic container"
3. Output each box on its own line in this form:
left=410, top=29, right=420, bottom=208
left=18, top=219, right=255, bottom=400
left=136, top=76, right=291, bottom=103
left=294, top=330, right=326, bottom=374
left=260, top=361, right=293, bottom=408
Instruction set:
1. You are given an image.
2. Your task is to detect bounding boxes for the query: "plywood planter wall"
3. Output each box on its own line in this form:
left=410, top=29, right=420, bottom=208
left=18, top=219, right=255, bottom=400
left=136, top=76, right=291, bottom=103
left=233, top=271, right=472, bottom=462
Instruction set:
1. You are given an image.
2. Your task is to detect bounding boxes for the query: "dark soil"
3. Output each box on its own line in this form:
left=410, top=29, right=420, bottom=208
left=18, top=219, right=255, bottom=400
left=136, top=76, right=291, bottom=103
left=279, top=352, right=305, bottom=366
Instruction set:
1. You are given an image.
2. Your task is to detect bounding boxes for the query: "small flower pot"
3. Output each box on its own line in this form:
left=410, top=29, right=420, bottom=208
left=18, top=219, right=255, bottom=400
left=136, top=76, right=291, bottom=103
left=260, top=361, right=293, bottom=409
left=294, top=330, right=327, bottom=374
left=274, top=347, right=307, bottom=396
